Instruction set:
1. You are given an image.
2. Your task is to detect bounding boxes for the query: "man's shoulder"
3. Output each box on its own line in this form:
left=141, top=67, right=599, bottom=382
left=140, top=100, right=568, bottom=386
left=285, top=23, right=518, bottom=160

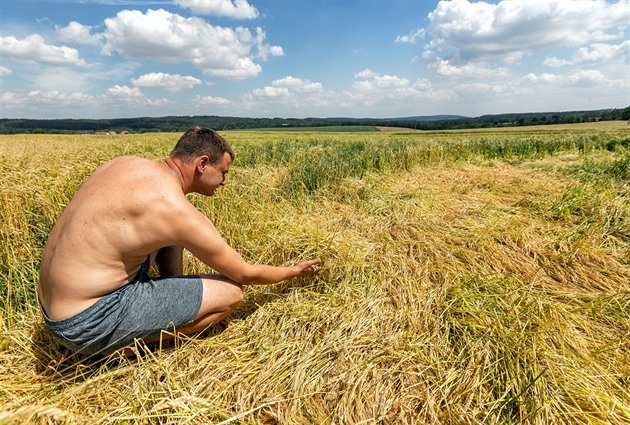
left=105, top=155, right=154, bottom=169
left=94, top=156, right=185, bottom=206
left=100, top=156, right=168, bottom=181
left=93, top=155, right=154, bottom=178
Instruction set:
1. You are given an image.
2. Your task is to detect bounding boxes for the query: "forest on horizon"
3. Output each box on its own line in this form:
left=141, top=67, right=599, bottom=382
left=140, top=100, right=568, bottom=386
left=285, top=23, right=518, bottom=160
left=1, top=106, right=629, bottom=134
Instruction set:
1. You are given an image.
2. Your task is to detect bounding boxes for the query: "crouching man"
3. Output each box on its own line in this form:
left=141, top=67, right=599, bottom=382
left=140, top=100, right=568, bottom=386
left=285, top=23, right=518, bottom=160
left=38, top=126, right=321, bottom=355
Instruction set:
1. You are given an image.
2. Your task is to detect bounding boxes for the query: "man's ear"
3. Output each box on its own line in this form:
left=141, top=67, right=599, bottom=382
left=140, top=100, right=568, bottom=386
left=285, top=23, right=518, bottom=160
left=197, top=155, right=209, bottom=172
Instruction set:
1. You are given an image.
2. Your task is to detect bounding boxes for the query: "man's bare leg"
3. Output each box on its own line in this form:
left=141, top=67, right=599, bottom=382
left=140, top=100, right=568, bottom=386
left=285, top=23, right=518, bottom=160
left=105, top=274, right=243, bottom=357
left=175, top=276, right=243, bottom=334
left=154, top=246, right=183, bottom=276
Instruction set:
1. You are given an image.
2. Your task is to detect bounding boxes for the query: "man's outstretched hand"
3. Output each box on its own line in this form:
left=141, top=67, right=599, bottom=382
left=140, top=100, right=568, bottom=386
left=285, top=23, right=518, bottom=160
left=294, top=259, right=322, bottom=277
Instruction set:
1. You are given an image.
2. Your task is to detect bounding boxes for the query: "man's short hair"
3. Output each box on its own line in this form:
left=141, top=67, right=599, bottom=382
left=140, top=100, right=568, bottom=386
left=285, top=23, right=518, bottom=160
left=170, top=127, right=235, bottom=165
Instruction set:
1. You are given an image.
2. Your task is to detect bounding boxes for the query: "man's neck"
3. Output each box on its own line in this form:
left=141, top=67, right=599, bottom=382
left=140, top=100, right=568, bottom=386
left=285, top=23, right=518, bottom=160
left=163, top=159, right=184, bottom=191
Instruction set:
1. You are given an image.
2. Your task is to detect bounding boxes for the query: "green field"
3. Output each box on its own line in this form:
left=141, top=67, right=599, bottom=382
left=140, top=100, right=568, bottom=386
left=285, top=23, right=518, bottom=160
left=243, top=125, right=381, bottom=132
left=1, top=122, right=629, bottom=423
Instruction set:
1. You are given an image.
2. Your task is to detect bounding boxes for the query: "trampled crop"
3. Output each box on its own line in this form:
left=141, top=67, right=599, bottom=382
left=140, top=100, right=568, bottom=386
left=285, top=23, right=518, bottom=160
left=1, top=123, right=628, bottom=423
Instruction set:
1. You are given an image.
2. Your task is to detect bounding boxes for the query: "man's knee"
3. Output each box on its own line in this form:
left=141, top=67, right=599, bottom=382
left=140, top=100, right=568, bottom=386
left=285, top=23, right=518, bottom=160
left=200, top=274, right=244, bottom=311
left=227, top=281, right=244, bottom=308
left=220, top=277, right=243, bottom=307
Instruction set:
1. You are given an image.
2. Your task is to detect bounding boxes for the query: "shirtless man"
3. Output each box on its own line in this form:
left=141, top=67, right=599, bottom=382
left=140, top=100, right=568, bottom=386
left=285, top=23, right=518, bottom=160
left=38, top=126, right=321, bottom=355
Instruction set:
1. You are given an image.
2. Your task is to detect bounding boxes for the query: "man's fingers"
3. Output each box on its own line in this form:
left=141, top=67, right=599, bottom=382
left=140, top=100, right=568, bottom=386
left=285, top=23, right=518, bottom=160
left=299, top=258, right=322, bottom=274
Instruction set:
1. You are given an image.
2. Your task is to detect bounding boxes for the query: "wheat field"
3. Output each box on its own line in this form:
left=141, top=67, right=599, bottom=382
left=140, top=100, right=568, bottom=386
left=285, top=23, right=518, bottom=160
left=1, top=122, right=628, bottom=424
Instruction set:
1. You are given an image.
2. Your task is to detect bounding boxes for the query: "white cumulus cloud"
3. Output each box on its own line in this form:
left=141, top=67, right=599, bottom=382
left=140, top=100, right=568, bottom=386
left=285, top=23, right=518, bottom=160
left=252, top=86, right=291, bottom=98
left=174, top=0, right=258, bottom=19
left=523, top=70, right=608, bottom=87
left=353, top=73, right=409, bottom=90
left=354, top=69, right=376, bottom=79
left=131, top=72, right=202, bottom=92
left=102, top=85, right=169, bottom=108
left=56, top=21, right=103, bottom=46
left=101, top=9, right=281, bottom=79
left=27, top=90, right=93, bottom=103
left=252, top=27, right=284, bottom=60
left=0, top=66, right=12, bottom=76
left=421, top=0, right=629, bottom=72
left=351, top=70, right=456, bottom=106
left=106, top=84, right=144, bottom=98
left=0, top=34, right=85, bottom=66
left=251, top=76, right=323, bottom=98
left=428, top=59, right=510, bottom=78
left=272, top=76, right=322, bottom=93
left=544, top=40, right=630, bottom=67
left=395, top=28, right=425, bottom=44
left=195, top=95, right=231, bottom=105
left=1, top=91, right=18, bottom=103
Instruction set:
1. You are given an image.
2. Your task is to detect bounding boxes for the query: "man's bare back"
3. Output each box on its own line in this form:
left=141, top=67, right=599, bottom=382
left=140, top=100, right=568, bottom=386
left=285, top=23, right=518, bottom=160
left=38, top=127, right=321, bottom=354
left=39, top=156, right=188, bottom=320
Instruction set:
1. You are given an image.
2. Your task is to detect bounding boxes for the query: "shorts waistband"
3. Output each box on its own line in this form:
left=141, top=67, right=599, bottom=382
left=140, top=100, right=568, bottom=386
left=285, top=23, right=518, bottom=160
left=40, top=255, right=150, bottom=330
left=40, top=289, right=123, bottom=331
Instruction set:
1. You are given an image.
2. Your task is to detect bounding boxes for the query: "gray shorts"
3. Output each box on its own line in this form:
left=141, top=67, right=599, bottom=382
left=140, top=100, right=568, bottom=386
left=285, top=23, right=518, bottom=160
left=40, top=258, right=203, bottom=355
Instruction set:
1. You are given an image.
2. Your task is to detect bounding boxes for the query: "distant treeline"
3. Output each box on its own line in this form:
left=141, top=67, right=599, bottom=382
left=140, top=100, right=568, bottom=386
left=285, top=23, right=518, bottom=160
left=1, top=107, right=628, bottom=134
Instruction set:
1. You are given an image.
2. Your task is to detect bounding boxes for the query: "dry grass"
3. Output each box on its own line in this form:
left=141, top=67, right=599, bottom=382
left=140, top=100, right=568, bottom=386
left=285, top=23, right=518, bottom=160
left=0, top=125, right=628, bottom=424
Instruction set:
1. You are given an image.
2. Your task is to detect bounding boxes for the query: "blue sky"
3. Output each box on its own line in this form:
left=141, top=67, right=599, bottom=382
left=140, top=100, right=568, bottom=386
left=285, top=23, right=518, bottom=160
left=1, top=0, right=628, bottom=119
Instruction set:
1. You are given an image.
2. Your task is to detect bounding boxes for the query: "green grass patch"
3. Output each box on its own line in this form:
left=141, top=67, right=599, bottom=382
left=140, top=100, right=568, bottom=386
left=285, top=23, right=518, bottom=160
left=243, top=125, right=381, bottom=132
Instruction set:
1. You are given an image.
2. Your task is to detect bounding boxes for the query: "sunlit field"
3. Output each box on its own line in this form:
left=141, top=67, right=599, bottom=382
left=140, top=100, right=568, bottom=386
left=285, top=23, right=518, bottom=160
left=1, top=122, right=629, bottom=424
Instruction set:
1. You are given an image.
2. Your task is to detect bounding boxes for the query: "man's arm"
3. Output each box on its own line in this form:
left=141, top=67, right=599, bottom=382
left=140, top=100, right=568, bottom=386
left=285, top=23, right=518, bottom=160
left=155, top=245, right=183, bottom=277
left=215, top=255, right=321, bottom=285
left=170, top=203, right=321, bottom=285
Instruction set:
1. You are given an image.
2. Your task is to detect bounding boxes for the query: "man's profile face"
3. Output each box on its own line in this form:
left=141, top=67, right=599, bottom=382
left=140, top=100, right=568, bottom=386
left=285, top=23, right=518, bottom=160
left=201, top=152, right=232, bottom=196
